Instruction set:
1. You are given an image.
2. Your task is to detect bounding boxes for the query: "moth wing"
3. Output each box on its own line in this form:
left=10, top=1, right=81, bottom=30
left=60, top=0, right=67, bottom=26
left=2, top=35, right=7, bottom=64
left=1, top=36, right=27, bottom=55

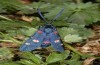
left=20, top=30, right=45, bottom=51
left=41, top=43, right=50, bottom=48
left=49, top=31, right=64, bottom=52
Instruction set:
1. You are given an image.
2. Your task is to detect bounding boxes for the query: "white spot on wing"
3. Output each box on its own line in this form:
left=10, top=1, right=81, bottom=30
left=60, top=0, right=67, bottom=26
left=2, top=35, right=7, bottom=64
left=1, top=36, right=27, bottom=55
left=33, top=39, right=39, bottom=43
left=61, top=44, right=63, bottom=46
left=25, top=43, right=30, bottom=45
left=54, top=40, right=60, bottom=43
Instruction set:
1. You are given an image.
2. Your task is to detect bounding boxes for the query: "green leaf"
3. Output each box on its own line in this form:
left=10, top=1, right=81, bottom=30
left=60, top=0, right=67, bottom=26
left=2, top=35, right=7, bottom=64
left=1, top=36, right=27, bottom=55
left=69, top=24, right=93, bottom=39
left=19, top=59, right=37, bottom=65
left=0, top=0, right=24, bottom=12
left=6, top=26, right=37, bottom=37
left=97, top=0, right=100, bottom=2
left=58, top=27, right=78, bottom=39
left=67, top=12, right=87, bottom=25
left=0, top=62, right=19, bottom=65
left=40, top=0, right=63, bottom=4
left=0, top=47, right=13, bottom=60
left=67, top=11, right=97, bottom=25
left=64, top=34, right=82, bottom=43
left=0, top=60, right=20, bottom=65
left=0, top=20, right=30, bottom=30
left=21, top=27, right=37, bottom=36
left=21, top=52, right=42, bottom=65
left=44, top=6, right=64, bottom=20
left=0, top=4, right=6, bottom=13
left=46, top=51, right=70, bottom=64
left=45, top=2, right=99, bottom=25
left=19, top=5, right=35, bottom=14
left=0, top=32, right=21, bottom=44
left=58, top=23, right=93, bottom=43
left=70, top=52, right=81, bottom=60
left=66, top=52, right=82, bottom=65
left=67, top=60, right=82, bottom=65
left=46, top=53, right=62, bottom=63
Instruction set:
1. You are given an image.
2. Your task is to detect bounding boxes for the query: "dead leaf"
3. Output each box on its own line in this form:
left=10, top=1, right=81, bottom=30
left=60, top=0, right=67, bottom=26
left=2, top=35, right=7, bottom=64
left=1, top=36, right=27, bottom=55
left=82, top=57, right=96, bottom=65
left=93, top=25, right=100, bottom=31
left=17, top=0, right=31, bottom=4
left=0, top=42, right=18, bottom=48
left=77, top=39, right=100, bottom=55
left=21, top=15, right=33, bottom=22
left=92, top=25, right=100, bottom=40
left=14, top=35, right=25, bottom=40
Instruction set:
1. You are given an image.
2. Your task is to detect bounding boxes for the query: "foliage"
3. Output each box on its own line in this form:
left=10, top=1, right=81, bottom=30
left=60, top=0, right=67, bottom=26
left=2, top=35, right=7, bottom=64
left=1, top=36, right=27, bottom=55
left=58, top=24, right=93, bottom=43
left=0, top=47, right=13, bottom=60
left=0, top=0, right=99, bottom=65
left=45, top=2, right=100, bottom=25
left=97, top=0, right=100, bottom=2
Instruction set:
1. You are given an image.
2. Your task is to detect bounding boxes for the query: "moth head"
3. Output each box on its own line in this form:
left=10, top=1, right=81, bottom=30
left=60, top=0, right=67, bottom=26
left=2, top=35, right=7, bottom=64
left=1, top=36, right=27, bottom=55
left=45, top=28, right=52, bottom=33
left=44, top=24, right=53, bottom=33
left=45, top=24, right=52, bottom=27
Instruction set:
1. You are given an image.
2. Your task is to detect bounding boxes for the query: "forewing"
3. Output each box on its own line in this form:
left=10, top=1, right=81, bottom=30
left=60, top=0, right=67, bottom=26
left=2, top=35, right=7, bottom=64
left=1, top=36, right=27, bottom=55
left=20, top=30, right=45, bottom=51
left=49, top=31, right=64, bottom=52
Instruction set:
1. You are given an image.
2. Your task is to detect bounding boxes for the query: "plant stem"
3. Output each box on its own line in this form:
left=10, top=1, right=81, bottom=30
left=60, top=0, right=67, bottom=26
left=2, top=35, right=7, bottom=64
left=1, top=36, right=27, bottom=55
left=0, top=32, right=21, bottom=44
left=0, top=40, right=13, bottom=42
left=0, top=15, right=12, bottom=21
left=64, top=43, right=83, bottom=56
left=64, top=43, right=100, bottom=58
left=64, top=42, right=100, bottom=58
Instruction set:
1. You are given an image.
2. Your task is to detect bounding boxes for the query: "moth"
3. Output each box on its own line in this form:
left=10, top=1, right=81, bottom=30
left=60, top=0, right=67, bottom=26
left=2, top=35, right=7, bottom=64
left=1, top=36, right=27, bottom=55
left=20, top=8, right=64, bottom=52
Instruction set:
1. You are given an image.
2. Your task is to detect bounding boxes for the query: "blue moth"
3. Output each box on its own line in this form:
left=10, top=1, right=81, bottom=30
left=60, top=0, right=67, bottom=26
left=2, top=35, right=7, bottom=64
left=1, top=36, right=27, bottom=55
left=20, top=8, right=64, bottom=52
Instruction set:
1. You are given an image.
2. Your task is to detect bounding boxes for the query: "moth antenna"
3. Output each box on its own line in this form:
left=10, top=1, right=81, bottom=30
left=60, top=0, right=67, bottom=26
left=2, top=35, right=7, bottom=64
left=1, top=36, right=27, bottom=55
left=51, top=8, right=64, bottom=23
left=38, top=0, right=64, bottom=24
left=37, top=8, right=48, bottom=23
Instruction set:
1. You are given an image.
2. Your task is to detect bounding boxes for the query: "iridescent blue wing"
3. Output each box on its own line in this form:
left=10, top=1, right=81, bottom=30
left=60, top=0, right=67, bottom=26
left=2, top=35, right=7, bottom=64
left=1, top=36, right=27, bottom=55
left=41, top=38, right=51, bottom=48
left=41, top=43, right=50, bottom=48
left=20, top=30, right=46, bottom=51
left=49, top=31, right=64, bottom=52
